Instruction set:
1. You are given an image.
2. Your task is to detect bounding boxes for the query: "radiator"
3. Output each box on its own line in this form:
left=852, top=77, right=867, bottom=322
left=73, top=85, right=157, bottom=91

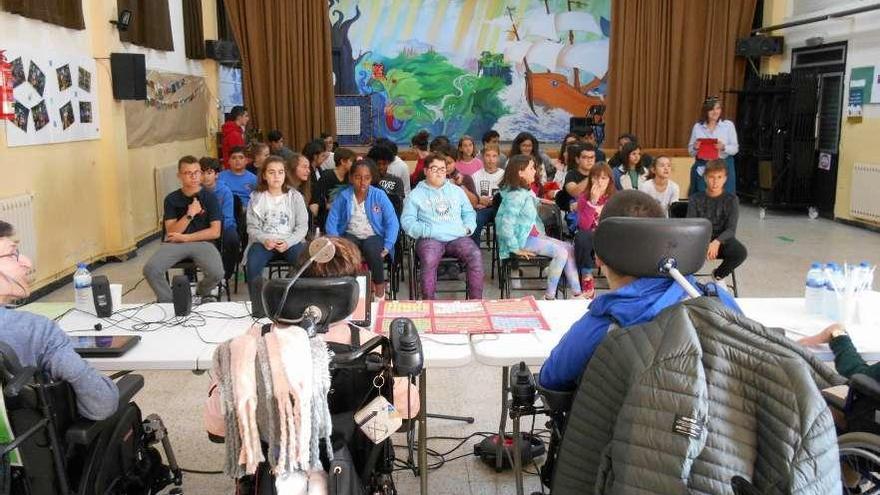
left=154, top=163, right=179, bottom=224
left=850, top=163, right=880, bottom=223
left=0, top=194, right=37, bottom=274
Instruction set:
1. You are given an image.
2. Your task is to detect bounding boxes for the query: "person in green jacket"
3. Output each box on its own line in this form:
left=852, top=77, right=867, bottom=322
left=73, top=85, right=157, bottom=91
left=799, top=323, right=880, bottom=381
left=495, top=154, right=587, bottom=300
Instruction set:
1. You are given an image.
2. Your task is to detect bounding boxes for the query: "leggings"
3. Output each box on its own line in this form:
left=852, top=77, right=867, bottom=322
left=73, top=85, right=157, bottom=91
left=523, top=234, right=581, bottom=297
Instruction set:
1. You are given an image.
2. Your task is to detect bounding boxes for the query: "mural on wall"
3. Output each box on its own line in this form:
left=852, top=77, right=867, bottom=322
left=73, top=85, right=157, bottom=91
left=329, top=0, right=611, bottom=144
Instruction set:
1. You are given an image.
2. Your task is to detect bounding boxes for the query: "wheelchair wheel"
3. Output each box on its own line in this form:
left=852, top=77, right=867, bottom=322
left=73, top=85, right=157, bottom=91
left=839, top=431, right=880, bottom=493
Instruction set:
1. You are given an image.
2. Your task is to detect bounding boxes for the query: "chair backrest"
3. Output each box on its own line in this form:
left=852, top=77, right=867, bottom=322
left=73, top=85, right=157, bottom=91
left=669, top=201, right=689, bottom=219
left=262, top=276, right=359, bottom=330
left=593, top=217, right=711, bottom=277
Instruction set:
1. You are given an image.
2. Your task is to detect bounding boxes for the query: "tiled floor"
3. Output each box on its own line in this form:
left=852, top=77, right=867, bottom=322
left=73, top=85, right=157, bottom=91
left=31, top=206, right=880, bottom=494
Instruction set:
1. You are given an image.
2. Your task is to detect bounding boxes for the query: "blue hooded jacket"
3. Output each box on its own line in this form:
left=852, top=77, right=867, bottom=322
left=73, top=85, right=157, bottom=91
left=325, top=185, right=400, bottom=253
left=539, top=276, right=740, bottom=391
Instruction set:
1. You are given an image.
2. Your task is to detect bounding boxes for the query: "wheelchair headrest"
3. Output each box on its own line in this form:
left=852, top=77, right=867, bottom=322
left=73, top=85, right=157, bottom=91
left=593, top=217, right=712, bottom=277
left=262, top=276, right=359, bottom=330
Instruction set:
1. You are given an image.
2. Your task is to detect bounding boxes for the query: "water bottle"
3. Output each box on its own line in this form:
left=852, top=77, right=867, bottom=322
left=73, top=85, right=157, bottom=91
left=804, top=263, right=824, bottom=314
left=822, top=263, right=840, bottom=320
left=73, top=263, right=92, bottom=311
left=858, top=261, right=874, bottom=291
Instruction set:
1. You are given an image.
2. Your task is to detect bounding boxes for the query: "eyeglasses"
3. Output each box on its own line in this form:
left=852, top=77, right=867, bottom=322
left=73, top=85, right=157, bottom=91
left=0, top=246, right=20, bottom=262
left=181, top=170, right=202, bottom=178
left=427, top=166, right=446, bottom=173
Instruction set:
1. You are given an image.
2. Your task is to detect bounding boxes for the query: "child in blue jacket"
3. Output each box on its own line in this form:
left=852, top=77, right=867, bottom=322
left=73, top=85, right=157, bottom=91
left=325, top=159, right=399, bottom=299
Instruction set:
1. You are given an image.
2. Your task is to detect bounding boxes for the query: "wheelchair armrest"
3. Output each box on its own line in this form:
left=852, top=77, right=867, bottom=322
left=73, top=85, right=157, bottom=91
left=535, top=374, right=574, bottom=413
left=3, top=365, right=38, bottom=397
left=65, top=374, right=144, bottom=446
left=850, top=373, right=880, bottom=403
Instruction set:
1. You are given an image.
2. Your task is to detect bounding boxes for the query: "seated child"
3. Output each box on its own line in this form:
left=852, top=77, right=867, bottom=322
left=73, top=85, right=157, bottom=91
left=573, top=163, right=616, bottom=297
left=640, top=155, right=680, bottom=214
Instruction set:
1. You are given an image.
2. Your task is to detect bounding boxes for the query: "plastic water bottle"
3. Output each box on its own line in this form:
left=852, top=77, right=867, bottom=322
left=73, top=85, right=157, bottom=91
left=804, top=263, right=825, bottom=314
left=822, top=263, right=840, bottom=320
left=73, top=263, right=92, bottom=311
left=858, top=261, right=874, bottom=291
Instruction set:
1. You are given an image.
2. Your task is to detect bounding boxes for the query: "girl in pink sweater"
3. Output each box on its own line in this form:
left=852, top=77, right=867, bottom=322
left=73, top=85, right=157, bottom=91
left=574, top=163, right=616, bottom=297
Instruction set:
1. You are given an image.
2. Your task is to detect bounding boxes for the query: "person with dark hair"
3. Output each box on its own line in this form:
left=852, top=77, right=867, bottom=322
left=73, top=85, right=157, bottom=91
left=539, top=189, right=740, bottom=391
left=246, top=142, right=270, bottom=176
left=0, top=221, right=119, bottom=420
left=200, top=157, right=240, bottom=279
left=266, top=129, right=295, bottom=162
left=372, top=138, right=411, bottom=195
left=611, top=141, right=650, bottom=190
left=642, top=156, right=681, bottom=213
left=580, top=127, right=606, bottom=162
left=218, top=146, right=258, bottom=208
left=325, top=159, right=400, bottom=299
left=409, top=130, right=431, bottom=187
left=144, top=155, right=224, bottom=303
left=314, top=147, right=356, bottom=228
left=245, top=156, right=309, bottom=316
left=401, top=153, right=483, bottom=300
left=317, top=133, right=337, bottom=170
left=555, top=143, right=596, bottom=212
left=608, top=132, right=648, bottom=170
left=429, top=135, right=450, bottom=153
left=688, top=96, right=739, bottom=195
left=686, top=159, right=746, bottom=281
left=221, top=105, right=248, bottom=168
left=369, top=145, right=405, bottom=211
left=510, top=132, right=553, bottom=183
left=454, top=135, right=483, bottom=176
left=574, top=163, right=616, bottom=296
left=496, top=155, right=586, bottom=300
left=481, top=129, right=508, bottom=169
left=301, top=139, right=327, bottom=182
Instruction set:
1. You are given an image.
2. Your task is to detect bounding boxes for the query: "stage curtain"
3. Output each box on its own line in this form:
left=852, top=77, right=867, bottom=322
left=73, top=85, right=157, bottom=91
left=0, top=0, right=84, bottom=30
left=117, top=0, right=174, bottom=52
left=222, top=0, right=336, bottom=149
left=182, top=0, right=206, bottom=59
left=605, top=0, right=757, bottom=148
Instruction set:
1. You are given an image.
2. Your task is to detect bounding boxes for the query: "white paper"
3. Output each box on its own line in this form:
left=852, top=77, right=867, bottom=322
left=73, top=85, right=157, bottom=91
left=871, top=72, right=880, bottom=104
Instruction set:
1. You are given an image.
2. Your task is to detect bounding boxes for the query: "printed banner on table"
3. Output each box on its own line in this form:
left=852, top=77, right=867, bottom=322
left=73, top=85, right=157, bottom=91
left=3, top=45, right=100, bottom=147
left=375, top=296, right=549, bottom=334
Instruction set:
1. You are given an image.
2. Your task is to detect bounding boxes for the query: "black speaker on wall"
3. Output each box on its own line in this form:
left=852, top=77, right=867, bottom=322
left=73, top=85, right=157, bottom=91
left=735, top=36, right=784, bottom=57
left=110, top=52, right=146, bottom=100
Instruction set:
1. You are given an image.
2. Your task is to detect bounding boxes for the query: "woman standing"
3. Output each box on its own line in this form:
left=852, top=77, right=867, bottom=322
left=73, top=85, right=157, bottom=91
left=687, top=96, right=738, bottom=195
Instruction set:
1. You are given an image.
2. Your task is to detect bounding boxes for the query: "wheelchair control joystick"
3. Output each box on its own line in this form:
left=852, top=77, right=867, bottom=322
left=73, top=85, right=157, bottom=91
left=389, top=318, right=423, bottom=377
left=509, top=362, right=537, bottom=410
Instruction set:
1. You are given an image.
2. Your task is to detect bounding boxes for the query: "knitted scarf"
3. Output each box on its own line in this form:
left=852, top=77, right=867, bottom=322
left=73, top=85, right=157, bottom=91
left=214, top=342, right=245, bottom=478
left=229, top=332, right=264, bottom=474
left=255, top=337, right=279, bottom=469
left=276, top=326, right=314, bottom=471
left=309, top=337, right=334, bottom=468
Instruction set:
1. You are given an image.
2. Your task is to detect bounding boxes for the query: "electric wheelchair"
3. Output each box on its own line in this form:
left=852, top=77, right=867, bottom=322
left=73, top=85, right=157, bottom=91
left=0, top=343, right=182, bottom=495
left=223, top=274, right=424, bottom=495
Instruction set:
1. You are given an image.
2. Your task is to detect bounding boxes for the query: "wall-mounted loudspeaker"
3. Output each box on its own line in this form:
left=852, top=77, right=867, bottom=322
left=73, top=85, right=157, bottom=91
left=735, top=36, right=784, bottom=57
left=110, top=53, right=146, bottom=100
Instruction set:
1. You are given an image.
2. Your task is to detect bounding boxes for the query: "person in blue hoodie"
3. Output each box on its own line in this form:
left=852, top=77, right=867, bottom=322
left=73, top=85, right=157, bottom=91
left=539, top=190, right=740, bottom=391
left=325, top=158, right=400, bottom=299
left=401, top=153, right=483, bottom=300
left=200, top=157, right=240, bottom=280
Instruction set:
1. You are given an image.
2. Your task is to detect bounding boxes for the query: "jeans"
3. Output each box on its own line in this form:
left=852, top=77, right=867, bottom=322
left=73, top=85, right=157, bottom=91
left=415, top=237, right=483, bottom=300
left=714, top=237, right=747, bottom=279
left=246, top=242, right=305, bottom=317
left=220, top=228, right=241, bottom=280
left=471, top=207, right=496, bottom=247
left=142, top=241, right=224, bottom=302
left=343, top=234, right=387, bottom=284
left=573, top=230, right=595, bottom=272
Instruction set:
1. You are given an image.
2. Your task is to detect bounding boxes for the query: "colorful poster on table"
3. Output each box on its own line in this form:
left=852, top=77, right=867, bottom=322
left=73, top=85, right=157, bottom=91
left=3, top=46, right=100, bottom=147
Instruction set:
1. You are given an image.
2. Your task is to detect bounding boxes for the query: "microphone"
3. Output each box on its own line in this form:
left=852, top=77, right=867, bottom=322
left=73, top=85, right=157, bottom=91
left=263, top=237, right=336, bottom=326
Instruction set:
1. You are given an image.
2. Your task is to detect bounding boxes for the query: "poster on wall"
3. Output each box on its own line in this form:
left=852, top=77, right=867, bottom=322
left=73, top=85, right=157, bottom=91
left=2, top=45, right=100, bottom=147
left=124, top=70, right=208, bottom=148
left=329, top=0, right=611, bottom=144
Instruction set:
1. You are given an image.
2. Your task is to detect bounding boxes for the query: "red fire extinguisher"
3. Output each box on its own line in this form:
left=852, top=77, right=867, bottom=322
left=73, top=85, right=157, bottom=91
left=0, top=50, right=14, bottom=121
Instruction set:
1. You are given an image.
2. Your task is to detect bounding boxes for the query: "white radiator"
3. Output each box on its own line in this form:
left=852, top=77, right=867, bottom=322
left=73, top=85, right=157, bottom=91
left=0, top=194, right=37, bottom=274
left=850, top=163, right=880, bottom=223
left=154, top=163, right=179, bottom=224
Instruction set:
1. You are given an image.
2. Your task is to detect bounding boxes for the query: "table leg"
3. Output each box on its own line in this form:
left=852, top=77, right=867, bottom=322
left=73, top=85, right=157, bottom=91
left=512, top=412, right=523, bottom=495
left=495, top=365, right=509, bottom=472
left=419, top=369, right=428, bottom=495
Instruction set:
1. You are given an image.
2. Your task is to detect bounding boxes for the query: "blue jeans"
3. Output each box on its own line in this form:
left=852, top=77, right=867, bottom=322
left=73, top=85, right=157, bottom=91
left=245, top=242, right=305, bottom=282
left=471, top=207, right=496, bottom=246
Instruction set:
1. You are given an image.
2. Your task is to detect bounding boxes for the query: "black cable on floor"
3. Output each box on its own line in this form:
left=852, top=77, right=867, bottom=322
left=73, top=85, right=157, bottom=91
left=179, top=467, right=223, bottom=475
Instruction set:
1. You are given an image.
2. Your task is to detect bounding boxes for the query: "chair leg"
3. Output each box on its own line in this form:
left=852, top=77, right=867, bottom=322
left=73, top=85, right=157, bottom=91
left=731, top=270, right=739, bottom=297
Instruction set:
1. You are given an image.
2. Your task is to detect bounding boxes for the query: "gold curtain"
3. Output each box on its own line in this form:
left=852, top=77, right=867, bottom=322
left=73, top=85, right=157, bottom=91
left=0, top=0, right=84, bottom=30
left=222, top=0, right=336, bottom=150
left=117, top=0, right=174, bottom=52
left=182, top=0, right=206, bottom=59
left=605, top=0, right=757, bottom=148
